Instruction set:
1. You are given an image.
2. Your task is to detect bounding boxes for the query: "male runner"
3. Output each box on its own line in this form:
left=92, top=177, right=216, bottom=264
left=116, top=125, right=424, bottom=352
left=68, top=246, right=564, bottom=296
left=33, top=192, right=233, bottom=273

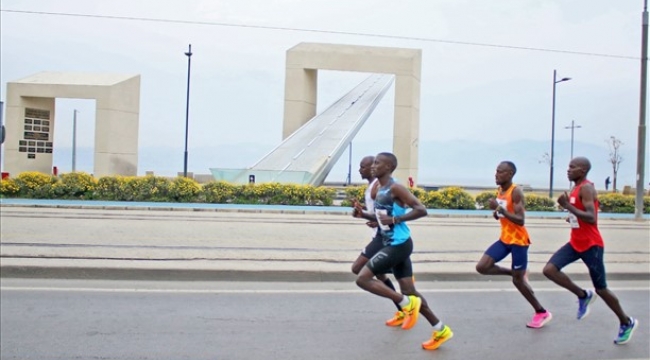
left=353, top=152, right=453, bottom=350
left=543, top=157, right=638, bottom=344
left=350, top=155, right=404, bottom=325
left=476, top=161, right=552, bottom=328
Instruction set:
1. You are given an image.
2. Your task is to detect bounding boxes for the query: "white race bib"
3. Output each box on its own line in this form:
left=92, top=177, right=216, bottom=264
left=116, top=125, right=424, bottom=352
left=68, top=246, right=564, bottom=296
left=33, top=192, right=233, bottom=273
left=568, top=213, right=580, bottom=229
left=496, top=199, right=507, bottom=218
left=375, top=209, right=391, bottom=231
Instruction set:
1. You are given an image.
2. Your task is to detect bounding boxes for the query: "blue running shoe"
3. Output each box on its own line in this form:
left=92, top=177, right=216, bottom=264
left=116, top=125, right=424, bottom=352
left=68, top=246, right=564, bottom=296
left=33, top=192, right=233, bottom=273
left=577, top=289, right=597, bottom=320
left=614, top=317, right=638, bottom=345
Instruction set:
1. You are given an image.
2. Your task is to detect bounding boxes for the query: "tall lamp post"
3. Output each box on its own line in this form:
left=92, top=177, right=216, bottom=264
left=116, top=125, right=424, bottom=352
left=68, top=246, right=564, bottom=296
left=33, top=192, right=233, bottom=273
left=564, top=120, right=582, bottom=160
left=635, top=0, right=648, bottom=220
left=549, top=69, right=571, bottom=198
left=183, top=44, right=193, bottom=178
left=72, top=109, right=78, bottom=172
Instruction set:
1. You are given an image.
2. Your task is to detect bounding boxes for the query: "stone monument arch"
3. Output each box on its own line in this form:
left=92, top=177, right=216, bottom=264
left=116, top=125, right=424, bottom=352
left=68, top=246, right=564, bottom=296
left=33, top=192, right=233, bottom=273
left=283, top=43, right=421, bottom=183
left=3, top=71, right=141, bottom=177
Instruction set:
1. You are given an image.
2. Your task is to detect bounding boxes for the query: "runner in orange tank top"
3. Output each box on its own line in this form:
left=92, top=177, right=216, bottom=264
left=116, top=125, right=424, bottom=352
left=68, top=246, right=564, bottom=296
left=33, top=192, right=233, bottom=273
left=475, top=161, right=551, bottom=328
left=543, top=157, right=637, bottom=345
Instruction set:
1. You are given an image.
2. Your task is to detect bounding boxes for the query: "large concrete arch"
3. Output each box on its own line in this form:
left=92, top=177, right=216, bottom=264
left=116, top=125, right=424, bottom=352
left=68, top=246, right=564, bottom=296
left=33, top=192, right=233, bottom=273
left=283, top=43, right=422, bottom=183
left=3, top=71, right=140, bottom=177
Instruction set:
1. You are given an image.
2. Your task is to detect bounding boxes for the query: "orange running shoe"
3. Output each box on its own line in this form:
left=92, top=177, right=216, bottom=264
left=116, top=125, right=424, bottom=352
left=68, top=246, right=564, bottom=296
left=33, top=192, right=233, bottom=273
left=422, top=325, right=454, bottom=350
left=385, top=311, right=405, bottom=327
left=400, top=295, right=422, bottom=330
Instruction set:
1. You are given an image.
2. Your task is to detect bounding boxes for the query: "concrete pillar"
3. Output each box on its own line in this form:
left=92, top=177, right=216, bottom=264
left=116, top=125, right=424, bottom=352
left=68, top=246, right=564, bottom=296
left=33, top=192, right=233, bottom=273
left=393, top=75, right=421, bottom=184
left=283, top=67, right=317, bottom=139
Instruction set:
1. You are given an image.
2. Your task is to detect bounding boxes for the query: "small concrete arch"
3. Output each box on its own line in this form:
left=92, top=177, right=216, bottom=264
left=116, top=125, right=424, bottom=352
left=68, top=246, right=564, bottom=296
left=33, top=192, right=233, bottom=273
left=3, top=71, right=141, bottom=177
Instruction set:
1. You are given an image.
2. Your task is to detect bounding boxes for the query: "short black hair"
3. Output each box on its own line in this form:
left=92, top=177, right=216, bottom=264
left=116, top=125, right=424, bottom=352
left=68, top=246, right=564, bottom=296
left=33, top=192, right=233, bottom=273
left=377, top=152, right=398, bottom=171
left=501, top=161, right=517, bottom=175
left=573, top=157, right=592, bottom=173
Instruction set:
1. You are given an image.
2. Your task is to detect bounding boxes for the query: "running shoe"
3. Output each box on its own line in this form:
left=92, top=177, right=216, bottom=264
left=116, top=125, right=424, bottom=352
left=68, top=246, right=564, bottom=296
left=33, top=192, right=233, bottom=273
left=385, top=311, right=405, bottom=327
left=526, top=311, right=553, bottom=329
left=400, top=295, right=422, bottom=330
left=577, top=289, right=597, bottom=320
left=614, top=317, right=638, bottom=345
left=422, top=325, right=454, bottom=350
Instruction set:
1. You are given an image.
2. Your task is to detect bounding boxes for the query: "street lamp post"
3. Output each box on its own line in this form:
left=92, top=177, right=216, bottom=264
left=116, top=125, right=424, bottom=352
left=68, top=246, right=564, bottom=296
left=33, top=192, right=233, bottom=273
left=183, top=44, right=193, bottom=178
left=635, top=0, right=648, bottom=220
left=549, top=69, right=571, bottom=199
left=72, top=109, right=78, bottom=172
left=564, top=120, right=582, bottom=160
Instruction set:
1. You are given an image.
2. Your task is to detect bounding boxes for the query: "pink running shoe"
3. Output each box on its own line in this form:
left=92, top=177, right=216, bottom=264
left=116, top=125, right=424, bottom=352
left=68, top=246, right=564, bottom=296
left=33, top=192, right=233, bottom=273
left=526, top=311, right=552, bottom=329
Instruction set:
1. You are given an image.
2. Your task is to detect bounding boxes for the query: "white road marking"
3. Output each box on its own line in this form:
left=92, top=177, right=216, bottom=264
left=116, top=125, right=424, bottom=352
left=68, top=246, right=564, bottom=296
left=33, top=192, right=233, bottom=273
left=1, top=286, right=648, bottom=294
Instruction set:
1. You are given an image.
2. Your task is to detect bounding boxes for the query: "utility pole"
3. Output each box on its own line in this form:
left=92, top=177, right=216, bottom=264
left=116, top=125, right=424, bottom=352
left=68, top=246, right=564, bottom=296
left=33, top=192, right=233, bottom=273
left=635, top=0, right=648, bottom=220
left=564, top=120, right=582, bottom=160
left=72, top=109, right=78, bottom=172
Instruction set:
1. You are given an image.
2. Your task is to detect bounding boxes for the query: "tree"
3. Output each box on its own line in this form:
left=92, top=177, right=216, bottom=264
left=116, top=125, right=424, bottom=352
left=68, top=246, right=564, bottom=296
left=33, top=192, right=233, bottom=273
left=606, top=136, right=623, bottom=192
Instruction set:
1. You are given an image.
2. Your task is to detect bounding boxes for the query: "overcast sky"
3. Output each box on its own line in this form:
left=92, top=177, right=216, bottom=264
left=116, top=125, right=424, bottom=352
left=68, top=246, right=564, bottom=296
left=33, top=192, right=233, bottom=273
left=0, top=0, right=647, bottom=184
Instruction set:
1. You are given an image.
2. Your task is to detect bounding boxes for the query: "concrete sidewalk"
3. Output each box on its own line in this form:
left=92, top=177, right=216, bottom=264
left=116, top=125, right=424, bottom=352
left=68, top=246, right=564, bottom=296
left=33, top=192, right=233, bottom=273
left=1, top=203, right=649, bottom=282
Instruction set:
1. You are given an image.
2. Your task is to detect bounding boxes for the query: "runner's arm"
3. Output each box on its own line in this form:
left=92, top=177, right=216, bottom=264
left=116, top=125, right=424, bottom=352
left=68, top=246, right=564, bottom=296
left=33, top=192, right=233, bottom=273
left=561, top=185, right=597, bottom=224
left=388, top=184, right=427, bottom=224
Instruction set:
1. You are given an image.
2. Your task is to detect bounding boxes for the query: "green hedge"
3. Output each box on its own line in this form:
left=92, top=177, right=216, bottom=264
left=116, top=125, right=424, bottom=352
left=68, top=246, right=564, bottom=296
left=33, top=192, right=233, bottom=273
left=599, top=193, right=650, bottom=213
left=475, top=190, right=648, bottom=213
left=1, top=172, right=647, bottom=213
left=0, top=172, right=334, bottom=206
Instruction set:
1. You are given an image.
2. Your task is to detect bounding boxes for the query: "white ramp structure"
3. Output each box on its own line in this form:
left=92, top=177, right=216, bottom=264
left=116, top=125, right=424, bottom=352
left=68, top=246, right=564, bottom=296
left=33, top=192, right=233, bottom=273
left=211, top=74, right=394, bottom=185
left=211, top=42, right=422, bottom=186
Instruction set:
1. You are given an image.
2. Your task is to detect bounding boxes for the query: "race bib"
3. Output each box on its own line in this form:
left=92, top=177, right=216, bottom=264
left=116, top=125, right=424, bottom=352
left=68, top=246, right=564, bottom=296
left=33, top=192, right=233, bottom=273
left=568, top=213, right=580, bottom=229
left=496, top=199, right=507, bottom=218
left=375, top=209, right=391, bottom=231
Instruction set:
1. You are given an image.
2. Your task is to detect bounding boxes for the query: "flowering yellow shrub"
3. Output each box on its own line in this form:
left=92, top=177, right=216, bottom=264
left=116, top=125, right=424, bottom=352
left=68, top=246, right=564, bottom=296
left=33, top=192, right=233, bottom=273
left=201, top=181, right=236, bottom=203
left=418, top=187, right=476, bottom=209
left=598, top=193, right=649, bottom=213
left=131, top=175, right=171, bottom=201
left=525, top=194, right=556, bottom=211
left=13, top=172, right=58, bottom=198
left=0, top=178, right=20, bottom=197
left=57, top=172, right=97, bottom=199
left=169, top=176, right=201, bottom=202
left=435, top=187, right=475, bottom=209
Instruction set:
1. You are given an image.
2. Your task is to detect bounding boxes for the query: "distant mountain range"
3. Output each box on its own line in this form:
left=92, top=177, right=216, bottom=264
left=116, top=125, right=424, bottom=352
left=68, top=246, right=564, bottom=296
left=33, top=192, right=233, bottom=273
left=6, top=138, right=646, bottom=190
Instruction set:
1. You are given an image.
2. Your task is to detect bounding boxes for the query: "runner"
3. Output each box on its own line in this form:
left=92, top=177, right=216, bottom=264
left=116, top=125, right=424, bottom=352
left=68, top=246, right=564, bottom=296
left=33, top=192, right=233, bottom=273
left=353, top=152, right=453, bottom=350
left=543, top=157, right=638, bottom=344
left=476, top=161, right=552, bottom=328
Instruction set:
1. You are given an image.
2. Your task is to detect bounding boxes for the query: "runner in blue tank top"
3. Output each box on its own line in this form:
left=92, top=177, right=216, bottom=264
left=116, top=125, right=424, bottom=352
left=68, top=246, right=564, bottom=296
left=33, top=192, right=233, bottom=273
left=353, top=152, right=454, bottom=350
left=350, top=155, right=403, bottom=323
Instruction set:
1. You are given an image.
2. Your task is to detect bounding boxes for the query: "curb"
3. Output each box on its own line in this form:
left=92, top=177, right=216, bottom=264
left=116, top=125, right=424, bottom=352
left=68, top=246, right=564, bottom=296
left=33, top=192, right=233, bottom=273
left=1, top=202, right=648, bottom=221
left=2, top=266, right=649, bottom=282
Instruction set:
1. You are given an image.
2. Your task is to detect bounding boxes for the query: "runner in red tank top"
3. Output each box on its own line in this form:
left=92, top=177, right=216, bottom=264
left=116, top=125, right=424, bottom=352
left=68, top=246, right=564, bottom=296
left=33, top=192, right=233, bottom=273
left=543, top=157, right=638, bottom=345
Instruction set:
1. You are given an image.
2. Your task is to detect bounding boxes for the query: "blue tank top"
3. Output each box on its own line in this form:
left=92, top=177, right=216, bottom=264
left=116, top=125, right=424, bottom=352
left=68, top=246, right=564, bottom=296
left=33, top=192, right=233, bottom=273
left=374, top=178, right=411, bottom=246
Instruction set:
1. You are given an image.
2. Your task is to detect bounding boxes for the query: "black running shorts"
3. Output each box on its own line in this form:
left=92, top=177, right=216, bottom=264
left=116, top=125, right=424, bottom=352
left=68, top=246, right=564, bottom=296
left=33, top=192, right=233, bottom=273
left=366, top=238, right=413, bottom=279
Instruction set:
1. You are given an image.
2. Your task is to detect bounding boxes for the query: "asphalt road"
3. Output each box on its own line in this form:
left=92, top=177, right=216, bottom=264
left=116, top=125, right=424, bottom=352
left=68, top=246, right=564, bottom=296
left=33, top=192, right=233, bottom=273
left=1, top=279, right=648, bottom=360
